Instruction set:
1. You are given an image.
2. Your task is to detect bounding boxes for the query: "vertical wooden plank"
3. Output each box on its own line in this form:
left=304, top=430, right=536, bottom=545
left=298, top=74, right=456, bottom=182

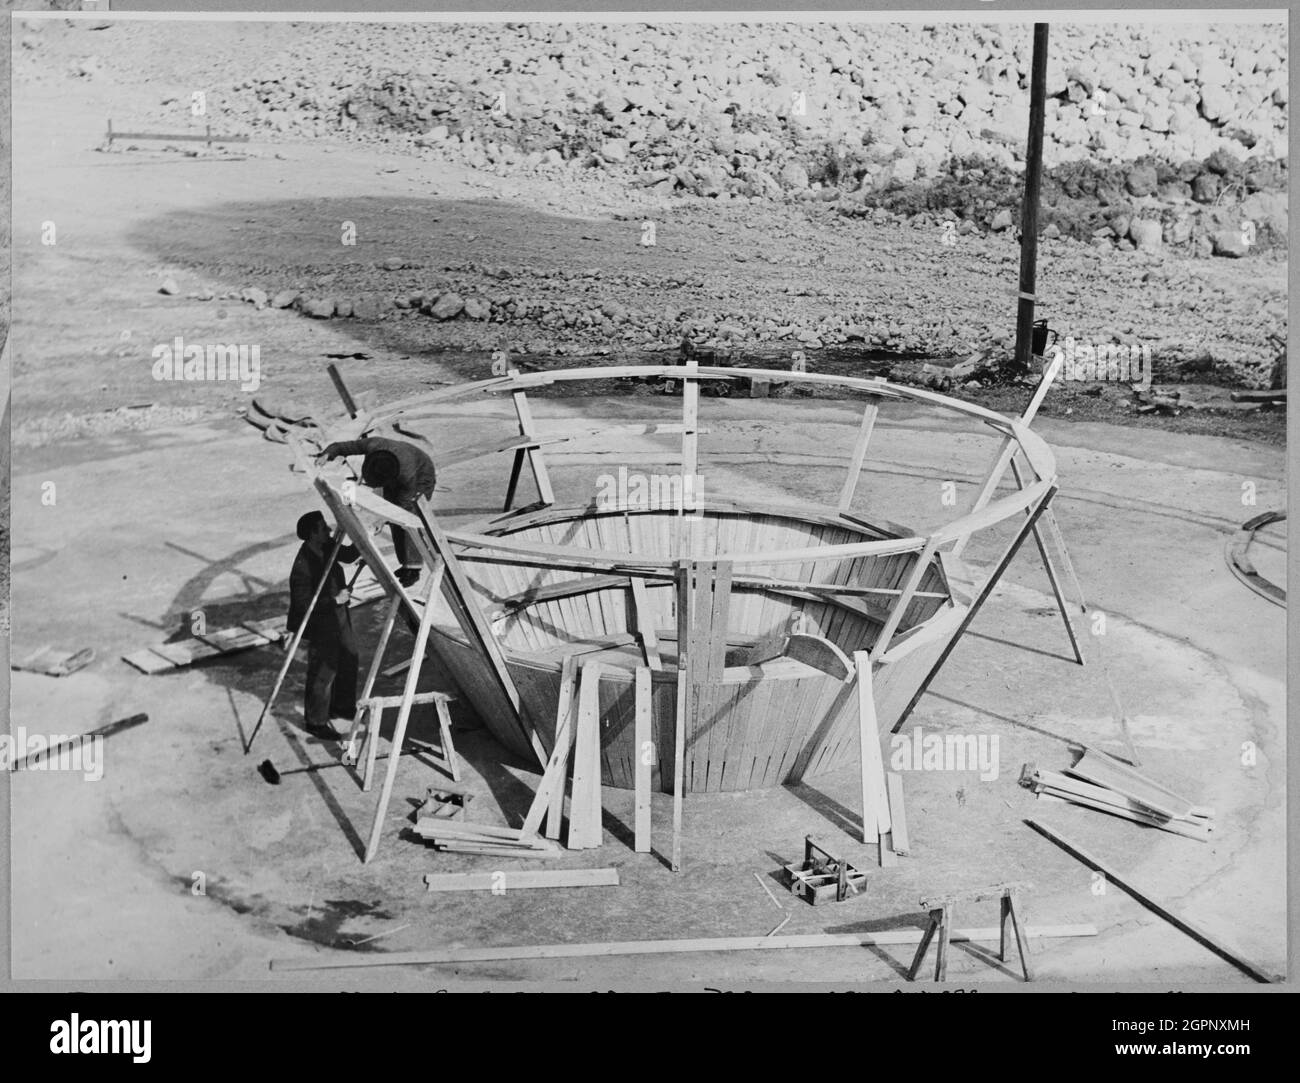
left=681, top=360, right=699, bottom=486
left=434, top=696, right=461, bottom=782
left=511, top=387, right=555, bottom=505
left=886, top=771, right=909, bottom=852
left=634, top=666, right=652, bottom=852
left=577, top=661, right=606, bottom=848
left=568, top=662, right=596, bottom=849
left=587, top=665, right=605, bottom=847
left=671, top=560, right=693, bottom=872
left=853, top=652, right=891, bottom=857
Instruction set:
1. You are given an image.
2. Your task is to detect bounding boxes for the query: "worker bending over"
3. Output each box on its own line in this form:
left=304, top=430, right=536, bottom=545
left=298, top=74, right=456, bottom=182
left=319, top=435, right=437, bottom=588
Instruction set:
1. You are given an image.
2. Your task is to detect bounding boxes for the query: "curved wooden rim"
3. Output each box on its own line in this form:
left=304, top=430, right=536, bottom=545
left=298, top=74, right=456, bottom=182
left=393, top=364, right=1057, bottom=567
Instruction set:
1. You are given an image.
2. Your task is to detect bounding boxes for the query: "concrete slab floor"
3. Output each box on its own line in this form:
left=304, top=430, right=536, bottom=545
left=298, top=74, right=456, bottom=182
left=8, top=394, right=1286, bottom=984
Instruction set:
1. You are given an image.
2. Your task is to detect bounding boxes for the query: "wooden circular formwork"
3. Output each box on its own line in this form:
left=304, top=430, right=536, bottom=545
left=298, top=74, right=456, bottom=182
left=359, top=366, right=1059, bottom=795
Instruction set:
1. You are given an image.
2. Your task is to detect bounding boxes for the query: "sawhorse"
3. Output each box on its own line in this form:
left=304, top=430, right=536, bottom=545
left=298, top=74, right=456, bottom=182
left=350, top=690, right=460, bottom=793
left=908, top=882, right=1035, bottom=983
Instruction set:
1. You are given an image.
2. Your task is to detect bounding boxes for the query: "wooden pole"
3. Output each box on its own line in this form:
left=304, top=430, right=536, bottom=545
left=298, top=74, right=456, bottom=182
left=1026, top=820, right=1276, bottom=983
left=671, top=560, right=693, bottom=871
left=344, top=593, right=403, bottom=766
left=363, top=568, right=443, bottom=863
left=327, top=363, right=358, bottom=418
left=1009, top=457, right=1084, bottom=664
left=1014, top=23, right=1050, bottom=375
left=270, top=924, right=1099, bottom=971
left=246, top=529, right=345, bottom=753
left=892, top=485, right=1058, bottom=733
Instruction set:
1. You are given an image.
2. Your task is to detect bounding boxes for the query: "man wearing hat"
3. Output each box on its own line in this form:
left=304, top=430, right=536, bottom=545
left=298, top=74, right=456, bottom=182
left=286, top=510, right=361, bottom=737
left=318, top=436, right=438, bottom=588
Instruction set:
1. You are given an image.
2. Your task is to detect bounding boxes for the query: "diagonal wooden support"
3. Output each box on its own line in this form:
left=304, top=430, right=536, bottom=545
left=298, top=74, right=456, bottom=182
left=630, top=576, right=663, bottom=671
left=869, top=538, right=938, bottom=662
left=892, top=485, right=1060, bottom=734
left=838, top=397, right=881, bottom=512
left=413, top=496, right=548, bottom=770
left=1009, top=456, right=1084, bottom=665
left=951, top=348, right=1064, bottom=558
left=523, top=654, right=579, bottom=839
left=314, top=477, right=422, bottom=620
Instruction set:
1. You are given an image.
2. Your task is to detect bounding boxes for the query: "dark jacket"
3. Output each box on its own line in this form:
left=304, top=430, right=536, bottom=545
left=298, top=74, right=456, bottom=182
left=287, top=542, right=360, bottom=641
left=326, top=437, right=437, bottom=510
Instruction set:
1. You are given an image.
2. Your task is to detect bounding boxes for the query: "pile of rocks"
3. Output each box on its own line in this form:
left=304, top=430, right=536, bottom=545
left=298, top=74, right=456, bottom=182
left=192, top=21, right=1288, bottom=252
left=22, top=20, right=1288, bottom=255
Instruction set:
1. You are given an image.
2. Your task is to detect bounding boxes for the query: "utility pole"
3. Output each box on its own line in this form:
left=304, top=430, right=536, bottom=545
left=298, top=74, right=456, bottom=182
left=1014, top=23, right=1050, bottom=374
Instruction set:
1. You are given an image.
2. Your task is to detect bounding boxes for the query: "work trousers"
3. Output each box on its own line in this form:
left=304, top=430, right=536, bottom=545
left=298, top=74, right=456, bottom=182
left=303, top=609, right=359, bottom=726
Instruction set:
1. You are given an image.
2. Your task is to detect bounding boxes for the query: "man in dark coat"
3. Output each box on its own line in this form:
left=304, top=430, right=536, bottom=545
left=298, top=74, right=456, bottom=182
left=286, top=511, right=361, bottom=736
left=319, top=436, right=437, bottom=587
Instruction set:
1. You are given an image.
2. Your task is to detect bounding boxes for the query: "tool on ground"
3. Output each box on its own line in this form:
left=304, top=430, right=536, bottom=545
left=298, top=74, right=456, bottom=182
left=908, top=881, right=1035, bottom=983
left=783, top=835, right=868, bottom=904
left=416, top=783, right=472, bottom=821
left=7, top=713, right=148, bottom=772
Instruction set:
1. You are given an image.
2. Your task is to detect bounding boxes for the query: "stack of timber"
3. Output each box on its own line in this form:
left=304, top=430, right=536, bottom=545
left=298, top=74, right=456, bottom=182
left=122, top=616, right=288, bottom=674
left=413, top=818, right=564, bottom=859
left=1020, top=750, right=1213, bottom=842
left=412, top=655, right=606, bottom=860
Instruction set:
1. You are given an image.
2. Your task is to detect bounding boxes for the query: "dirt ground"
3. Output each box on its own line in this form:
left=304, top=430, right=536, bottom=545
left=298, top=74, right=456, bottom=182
left=6, top=62, right=1287, bottom=987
